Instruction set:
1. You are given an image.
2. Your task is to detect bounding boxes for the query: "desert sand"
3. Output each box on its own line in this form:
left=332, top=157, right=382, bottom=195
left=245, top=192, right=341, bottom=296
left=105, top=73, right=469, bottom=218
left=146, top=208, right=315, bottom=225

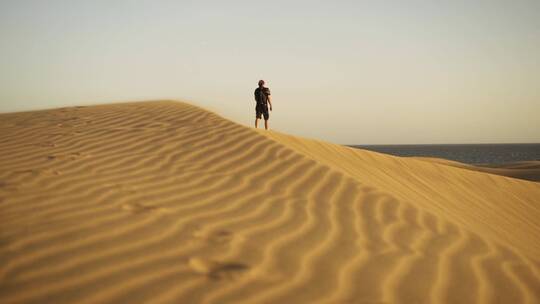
left=1, top=101, right=539, bottom=304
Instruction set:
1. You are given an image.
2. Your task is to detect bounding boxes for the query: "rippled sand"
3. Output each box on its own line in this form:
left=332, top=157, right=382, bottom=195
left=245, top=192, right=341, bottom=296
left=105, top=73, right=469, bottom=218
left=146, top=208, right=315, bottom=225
left=1, top=101, right=539, bottom=303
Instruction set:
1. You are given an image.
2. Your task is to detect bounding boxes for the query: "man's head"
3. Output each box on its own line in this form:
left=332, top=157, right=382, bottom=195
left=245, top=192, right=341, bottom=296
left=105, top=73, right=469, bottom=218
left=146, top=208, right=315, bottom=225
left=258, top=80, right=265, bottom=87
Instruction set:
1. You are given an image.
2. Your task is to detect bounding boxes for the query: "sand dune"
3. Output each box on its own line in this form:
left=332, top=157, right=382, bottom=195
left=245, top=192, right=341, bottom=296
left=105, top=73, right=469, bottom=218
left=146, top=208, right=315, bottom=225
left=1, top=101, right=539, bottom=303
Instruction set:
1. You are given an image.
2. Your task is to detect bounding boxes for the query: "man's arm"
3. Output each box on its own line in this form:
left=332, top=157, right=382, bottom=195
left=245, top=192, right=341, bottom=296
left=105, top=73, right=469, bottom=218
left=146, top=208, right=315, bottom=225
left=267, top=94, right=272, bottom=111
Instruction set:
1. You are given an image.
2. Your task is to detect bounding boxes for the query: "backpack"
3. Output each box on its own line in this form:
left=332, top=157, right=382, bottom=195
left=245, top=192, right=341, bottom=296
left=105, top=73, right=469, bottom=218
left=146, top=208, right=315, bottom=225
left=255, top=87, right=267, bottom=106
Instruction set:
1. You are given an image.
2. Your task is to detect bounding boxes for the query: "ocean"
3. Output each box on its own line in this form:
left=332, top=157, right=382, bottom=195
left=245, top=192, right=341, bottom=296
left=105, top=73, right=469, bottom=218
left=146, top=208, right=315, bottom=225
left=351, top=143, right=540, bottom=165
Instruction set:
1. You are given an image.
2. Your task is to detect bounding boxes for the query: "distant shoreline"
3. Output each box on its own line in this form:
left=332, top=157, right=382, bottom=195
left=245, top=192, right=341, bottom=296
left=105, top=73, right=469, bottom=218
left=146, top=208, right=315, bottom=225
left=350, top=143, right=540, bottom=165
left=350, top=143, right=540, bottom=146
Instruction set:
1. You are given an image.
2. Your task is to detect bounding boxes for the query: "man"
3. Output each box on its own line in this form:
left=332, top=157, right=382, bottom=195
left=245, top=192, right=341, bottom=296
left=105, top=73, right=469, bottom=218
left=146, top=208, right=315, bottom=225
left=254, top=80, right=272, bottom=130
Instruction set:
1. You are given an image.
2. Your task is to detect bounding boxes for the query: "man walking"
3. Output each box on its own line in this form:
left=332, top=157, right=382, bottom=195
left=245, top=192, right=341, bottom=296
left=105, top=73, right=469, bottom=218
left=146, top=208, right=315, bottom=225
left=254, top=80, right=272, bottom=130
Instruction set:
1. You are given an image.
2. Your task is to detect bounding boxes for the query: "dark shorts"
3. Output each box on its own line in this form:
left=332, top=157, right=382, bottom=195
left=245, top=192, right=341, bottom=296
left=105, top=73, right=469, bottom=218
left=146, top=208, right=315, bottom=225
left=256, top=104, right=269, bottom=120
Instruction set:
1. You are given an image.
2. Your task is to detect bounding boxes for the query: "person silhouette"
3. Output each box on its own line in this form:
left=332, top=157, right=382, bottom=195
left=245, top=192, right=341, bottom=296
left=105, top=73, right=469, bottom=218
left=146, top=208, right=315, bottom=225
left=254, top=80, right=272, bottom=130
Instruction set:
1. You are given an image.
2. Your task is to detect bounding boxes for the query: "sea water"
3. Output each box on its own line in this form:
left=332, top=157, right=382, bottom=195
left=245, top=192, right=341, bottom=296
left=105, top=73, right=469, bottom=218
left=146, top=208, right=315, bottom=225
left=351, top=143, right=540, bottom=165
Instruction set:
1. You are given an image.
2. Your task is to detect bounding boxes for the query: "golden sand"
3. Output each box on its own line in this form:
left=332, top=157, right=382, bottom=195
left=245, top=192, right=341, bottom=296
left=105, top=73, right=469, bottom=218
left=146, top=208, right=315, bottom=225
left=1, top=101, right=539, bottom=303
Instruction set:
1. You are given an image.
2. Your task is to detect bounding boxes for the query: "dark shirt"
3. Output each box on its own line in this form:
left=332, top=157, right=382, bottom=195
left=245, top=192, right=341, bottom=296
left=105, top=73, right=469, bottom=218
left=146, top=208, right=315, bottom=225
left=254, top=87, right=271, bottom=106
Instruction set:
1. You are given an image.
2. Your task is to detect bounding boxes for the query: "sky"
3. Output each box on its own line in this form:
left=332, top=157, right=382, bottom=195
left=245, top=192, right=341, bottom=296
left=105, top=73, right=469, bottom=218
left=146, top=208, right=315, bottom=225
left=0, top=0, right=539, bottom=144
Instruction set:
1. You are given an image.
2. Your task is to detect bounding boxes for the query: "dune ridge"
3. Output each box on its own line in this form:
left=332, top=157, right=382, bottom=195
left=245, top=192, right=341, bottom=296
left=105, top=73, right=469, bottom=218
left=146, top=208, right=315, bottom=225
left=1, top=101, right=539, bottom=303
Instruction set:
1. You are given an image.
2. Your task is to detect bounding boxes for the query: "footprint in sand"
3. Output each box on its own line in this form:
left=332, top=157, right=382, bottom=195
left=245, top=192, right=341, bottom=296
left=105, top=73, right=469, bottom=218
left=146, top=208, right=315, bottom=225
left=47, top=152, right=91, bottom=161
left=192, top=229, right=236, bottom=245
left=121, top=202, right=170, bottom=214
left=188, top=257, right=249, bottom=280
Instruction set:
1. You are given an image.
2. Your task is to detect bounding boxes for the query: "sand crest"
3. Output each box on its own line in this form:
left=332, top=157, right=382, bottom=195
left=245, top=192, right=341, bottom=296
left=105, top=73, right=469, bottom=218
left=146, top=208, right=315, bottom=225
left=1, top=101, right=539, bottom=303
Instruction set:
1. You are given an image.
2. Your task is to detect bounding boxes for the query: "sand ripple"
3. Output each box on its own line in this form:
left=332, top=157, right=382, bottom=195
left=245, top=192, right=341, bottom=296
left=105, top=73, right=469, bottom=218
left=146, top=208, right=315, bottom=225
left=1, top=101, right=539, bottom=303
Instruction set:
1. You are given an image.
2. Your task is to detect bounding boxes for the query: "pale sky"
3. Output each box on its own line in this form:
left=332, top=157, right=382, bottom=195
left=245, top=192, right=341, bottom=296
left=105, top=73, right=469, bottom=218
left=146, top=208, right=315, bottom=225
left=1, top=0, right=539, bottom=144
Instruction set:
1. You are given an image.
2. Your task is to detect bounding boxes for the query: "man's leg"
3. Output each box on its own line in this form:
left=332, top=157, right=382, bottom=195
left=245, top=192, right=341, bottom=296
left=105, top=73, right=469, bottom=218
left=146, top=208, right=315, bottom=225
left=255, top=118, right=259, bottom=128
left=263, top=110, right=269, bottom=130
